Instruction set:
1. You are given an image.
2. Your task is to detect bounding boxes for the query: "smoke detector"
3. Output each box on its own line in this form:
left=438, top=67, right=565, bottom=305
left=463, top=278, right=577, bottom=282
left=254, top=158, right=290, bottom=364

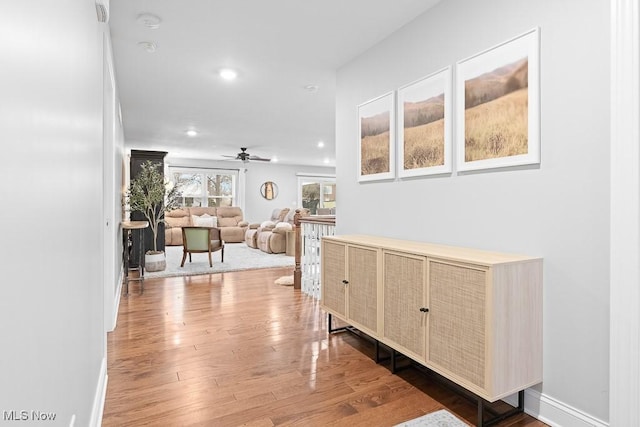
left=137, top=41, right=157, bottom=53
left=136, top=13, right=161, bottom=29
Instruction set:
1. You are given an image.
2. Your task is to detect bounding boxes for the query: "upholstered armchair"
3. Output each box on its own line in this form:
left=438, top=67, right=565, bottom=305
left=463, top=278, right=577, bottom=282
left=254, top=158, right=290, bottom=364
left=256, top=224, right=290, bottom=254
left=245, top=208, right=290, bottom=249
left=180, top=226, right=224, bottom=268
left=256, top=208, right=309, bottom=254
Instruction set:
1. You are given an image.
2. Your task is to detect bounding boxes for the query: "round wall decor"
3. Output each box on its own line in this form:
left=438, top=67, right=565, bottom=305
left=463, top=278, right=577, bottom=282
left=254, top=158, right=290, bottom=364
left=260, top=181, right=278, bottom=200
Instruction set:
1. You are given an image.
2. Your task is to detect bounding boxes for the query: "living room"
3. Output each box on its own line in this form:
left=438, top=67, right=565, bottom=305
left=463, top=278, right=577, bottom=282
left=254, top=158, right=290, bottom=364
left=2, top=1, right=639, bottom=427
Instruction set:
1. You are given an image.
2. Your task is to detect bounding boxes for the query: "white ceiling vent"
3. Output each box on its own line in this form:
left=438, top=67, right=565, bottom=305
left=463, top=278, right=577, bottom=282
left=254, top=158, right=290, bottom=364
left=95, top=0, right=109, bottom=23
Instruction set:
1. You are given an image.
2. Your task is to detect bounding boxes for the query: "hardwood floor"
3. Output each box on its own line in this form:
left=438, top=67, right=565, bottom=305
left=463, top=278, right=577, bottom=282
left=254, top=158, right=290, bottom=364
left=103, top=268, right=547, bottom=427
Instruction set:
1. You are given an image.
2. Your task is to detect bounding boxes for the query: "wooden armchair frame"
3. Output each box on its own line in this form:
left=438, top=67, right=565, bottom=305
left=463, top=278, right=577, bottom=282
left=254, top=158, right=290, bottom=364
left=180, top=226, right=225, bottom=268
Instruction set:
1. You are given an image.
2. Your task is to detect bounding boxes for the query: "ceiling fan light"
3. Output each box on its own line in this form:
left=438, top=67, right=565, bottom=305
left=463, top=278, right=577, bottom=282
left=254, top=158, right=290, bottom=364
left=221, top=147, right=272, bottom=163
left=186, top=129, right=198, bottom=137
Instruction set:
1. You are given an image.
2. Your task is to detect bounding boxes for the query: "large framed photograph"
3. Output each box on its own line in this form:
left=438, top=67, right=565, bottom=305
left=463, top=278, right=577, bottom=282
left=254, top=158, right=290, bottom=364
left=358, top=92, right=395, bottom=182
left=456, top=27, right=540, bottom=172
left=397, top=67, right=451, bottom=178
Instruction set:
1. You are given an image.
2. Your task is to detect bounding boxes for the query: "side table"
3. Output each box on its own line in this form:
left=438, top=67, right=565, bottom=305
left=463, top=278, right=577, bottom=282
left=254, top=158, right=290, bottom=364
left=122, top=220, right=149, bottom=295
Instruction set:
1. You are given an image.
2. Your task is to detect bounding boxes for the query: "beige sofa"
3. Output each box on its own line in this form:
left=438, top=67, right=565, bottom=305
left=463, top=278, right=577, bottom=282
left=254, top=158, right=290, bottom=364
left=165, top=206, right=248, bottom=245
left=246, top=208, right=309, bottom=254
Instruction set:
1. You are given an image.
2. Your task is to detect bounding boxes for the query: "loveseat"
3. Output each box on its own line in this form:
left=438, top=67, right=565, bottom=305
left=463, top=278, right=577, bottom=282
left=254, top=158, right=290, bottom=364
left=245, top=208, right=309, bottom=254
left=165, top=206, right=248, bottom=245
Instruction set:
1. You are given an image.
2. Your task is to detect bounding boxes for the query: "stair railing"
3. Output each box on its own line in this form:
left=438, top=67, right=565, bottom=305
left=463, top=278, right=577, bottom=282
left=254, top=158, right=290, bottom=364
left=293, top=211, right=336, bottom=299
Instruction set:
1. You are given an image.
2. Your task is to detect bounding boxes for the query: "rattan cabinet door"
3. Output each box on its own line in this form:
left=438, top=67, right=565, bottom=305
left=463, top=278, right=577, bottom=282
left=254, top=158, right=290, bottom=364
left=321, top=240, right=347, bottom=318
left=427, top=259, right=487, bottom=391
left=382, top=251, right=427, bottom=361
left=347, top=245, right=378, bottom=335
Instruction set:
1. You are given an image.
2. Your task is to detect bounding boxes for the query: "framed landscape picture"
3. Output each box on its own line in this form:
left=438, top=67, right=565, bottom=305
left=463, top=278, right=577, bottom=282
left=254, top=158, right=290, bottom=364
left=456, top=27, right=540, bottom=172
left=397, top=67, right=451, bottom=178
left=358, top=92, right=395, bottom=182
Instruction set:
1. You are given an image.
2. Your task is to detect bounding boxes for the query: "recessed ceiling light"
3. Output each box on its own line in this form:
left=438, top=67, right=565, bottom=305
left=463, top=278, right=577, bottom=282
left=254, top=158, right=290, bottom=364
left=271, top=156, right=278, bottom=163
left=136, top=13, right=162, bottom=29
left=186, top=130, right=198, bottom=137
left=304, top=84, right=319, bottom=93
left=219, top=68, right=238, bottom=81
left=317, top=141, right=325, bottom=148
left=324, top=158, right=330, bottom=164
left=137, top=41, right=156, bottom=53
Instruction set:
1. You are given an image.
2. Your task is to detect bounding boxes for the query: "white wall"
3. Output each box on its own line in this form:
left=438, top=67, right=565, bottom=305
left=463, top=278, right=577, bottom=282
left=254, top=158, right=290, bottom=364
left=164, top=156, right=334, bottom=222
left=336, top=0, right=609, bottom=424
left=0, top=1, right=106, bottom=425
left=243, top=162, right=334, bottom=222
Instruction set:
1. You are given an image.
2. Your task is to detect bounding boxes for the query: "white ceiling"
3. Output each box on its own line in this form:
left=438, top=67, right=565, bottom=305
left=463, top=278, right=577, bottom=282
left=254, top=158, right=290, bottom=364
left=109, top=0, right=441, bottom=167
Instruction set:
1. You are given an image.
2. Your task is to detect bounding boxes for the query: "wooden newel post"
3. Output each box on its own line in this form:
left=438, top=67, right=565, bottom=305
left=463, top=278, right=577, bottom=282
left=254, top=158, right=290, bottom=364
left=293, top=209, right=302, bottom=290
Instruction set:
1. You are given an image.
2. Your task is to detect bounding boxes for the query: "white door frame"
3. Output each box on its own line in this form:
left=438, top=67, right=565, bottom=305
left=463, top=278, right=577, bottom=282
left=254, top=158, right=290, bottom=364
left=103, top=31, right=117, bottom=332
left=610, top=0, right=640, bottom=424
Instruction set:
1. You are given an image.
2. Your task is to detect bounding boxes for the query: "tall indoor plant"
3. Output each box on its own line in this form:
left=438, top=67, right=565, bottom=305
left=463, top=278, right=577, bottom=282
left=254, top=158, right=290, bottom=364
left=126, top=160, right=181, bottom=272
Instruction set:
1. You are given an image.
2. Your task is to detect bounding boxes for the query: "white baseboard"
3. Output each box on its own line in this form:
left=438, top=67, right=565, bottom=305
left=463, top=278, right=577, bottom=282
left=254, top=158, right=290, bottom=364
left=89, top=357, right=108, bottom=427
left=503, top=389, right=608, bottom=427
left=108, top=268, right=123, bottom=332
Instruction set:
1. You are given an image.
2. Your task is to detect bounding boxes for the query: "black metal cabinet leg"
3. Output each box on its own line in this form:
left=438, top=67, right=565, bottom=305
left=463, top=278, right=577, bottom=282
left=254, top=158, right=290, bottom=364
left=328, top=313, right=348, bottom=333
left=139, top=228, right=145, bottom=294
left=123, top=230, right=129, bottom=295
left=477, top=390, right=525, bottom=427
left=518, top=390, right=524, bottom=411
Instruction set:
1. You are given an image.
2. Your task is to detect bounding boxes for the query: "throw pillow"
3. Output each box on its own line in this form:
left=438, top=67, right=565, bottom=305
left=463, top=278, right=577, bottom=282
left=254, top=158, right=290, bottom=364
left=192, top=214, right=217, bottom=227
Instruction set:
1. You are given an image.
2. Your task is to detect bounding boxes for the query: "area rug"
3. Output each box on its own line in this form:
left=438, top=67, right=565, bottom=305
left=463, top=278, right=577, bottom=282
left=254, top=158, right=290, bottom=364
left=274, top=275, right=294, bottom=286
left=144, top=243, right=295, bottom=279
left=394, top=409, right=469, bottom=427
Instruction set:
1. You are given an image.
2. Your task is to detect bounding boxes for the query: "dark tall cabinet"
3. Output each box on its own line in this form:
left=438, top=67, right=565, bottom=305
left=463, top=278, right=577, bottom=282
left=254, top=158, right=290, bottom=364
left=129, top=150, right=167, bottom=268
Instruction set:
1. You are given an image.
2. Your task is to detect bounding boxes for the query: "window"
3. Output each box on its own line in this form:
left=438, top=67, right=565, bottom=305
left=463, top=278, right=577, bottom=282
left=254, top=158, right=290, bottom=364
left=170, top=168, right=239, bottom=208
left=297, top=175, right=336, bottom=215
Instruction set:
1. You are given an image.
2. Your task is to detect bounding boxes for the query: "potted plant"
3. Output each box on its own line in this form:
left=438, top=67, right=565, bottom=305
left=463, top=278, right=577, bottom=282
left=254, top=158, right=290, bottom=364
left=126, top=160, right=181, bottom=272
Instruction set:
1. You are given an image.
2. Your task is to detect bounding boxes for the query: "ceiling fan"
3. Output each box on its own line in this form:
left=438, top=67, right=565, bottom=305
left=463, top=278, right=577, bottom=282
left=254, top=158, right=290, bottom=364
left=221, top=147, right=271, bottom=163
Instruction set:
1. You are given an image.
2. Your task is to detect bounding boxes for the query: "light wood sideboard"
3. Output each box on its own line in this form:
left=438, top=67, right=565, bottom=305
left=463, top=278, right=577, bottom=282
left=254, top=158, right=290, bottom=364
left=320, top=234, right=542, bottom=403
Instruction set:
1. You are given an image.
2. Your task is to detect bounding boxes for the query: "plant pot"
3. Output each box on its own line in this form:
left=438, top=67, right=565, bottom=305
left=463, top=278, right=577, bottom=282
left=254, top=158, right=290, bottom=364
left=145, top=251, right=166, bottom=272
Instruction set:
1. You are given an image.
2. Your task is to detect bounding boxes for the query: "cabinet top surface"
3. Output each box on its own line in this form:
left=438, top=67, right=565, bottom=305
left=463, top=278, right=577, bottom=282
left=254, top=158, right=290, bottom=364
left=122, top=220, right=149, bottom=230
left=324, top=234, right=541, bottom=265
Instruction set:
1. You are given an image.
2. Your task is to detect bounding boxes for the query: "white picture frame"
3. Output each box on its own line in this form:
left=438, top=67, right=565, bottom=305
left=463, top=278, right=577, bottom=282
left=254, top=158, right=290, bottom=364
left=358, top=92, right=396, bottom=182
left=456, top=27, right=540, bottom=172
left=397, top=67, right=452, bottom=178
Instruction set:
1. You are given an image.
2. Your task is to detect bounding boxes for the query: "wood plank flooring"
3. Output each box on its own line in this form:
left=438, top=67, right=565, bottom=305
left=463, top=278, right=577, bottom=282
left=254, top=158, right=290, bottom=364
left=103, top=268, right=547, bottom=427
